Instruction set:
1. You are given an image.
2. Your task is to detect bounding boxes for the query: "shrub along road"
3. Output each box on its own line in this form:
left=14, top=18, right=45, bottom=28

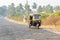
left=0, top=17, right=60, bottom=40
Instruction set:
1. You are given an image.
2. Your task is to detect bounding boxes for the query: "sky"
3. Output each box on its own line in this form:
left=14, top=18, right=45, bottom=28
left=0, top=0, right=60, bottom=7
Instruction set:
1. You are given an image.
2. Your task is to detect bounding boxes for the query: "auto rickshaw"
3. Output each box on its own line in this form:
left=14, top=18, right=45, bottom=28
left=28, top=14, right=41, bottom=29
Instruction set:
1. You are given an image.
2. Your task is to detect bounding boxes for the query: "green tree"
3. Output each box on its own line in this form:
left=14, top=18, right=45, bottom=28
left=16, top=6, right=20, bottom=14
left=0, top=6, right=7, bottom=16
left=25, top=1, right=32, bottom=14
left=8, top=3, right=16, bottom=17
left=32, top=2, right=37, bottom=9
left=19, top=3, right=25, bottom=14
left=45, top=4, right=53, bottom=13
left=42, top=5, right=53, bottom=13
left=16, top=3, right=25, bottom=14
left=42, top=6, right=46, bottom=13
left=54, top=6, right=60, bottom=11
left=37, top=6, right=42, bottom=13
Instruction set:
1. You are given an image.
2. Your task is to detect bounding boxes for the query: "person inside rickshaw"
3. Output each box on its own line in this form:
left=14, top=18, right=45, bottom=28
left=30, top=16, right=33, bottom=20
left=29, top=15, right=33, bottom=25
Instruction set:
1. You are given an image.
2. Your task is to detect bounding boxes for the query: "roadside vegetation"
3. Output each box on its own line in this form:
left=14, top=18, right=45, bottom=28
left=42, top=11, right=60, bottom=32
left=0, top=2, right=60, bottom=32
left=8, top=14, right=24, bottom=22
left=44, top=11, right=60, bottom=25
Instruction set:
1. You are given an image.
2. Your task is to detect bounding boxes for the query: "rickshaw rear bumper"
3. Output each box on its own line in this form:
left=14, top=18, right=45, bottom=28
left=30, top=20, right=41, bottom=26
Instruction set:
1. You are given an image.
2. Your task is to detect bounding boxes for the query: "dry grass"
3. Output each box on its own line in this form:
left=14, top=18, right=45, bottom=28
left=9, top=16, right=24, bottom=22
left=43, top=15, right=60, bottom=25
left=42, top=13, right=60, bottom=32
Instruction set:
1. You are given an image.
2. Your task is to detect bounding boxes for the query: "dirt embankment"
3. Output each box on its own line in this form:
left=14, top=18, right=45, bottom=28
left=42, top=14, right=60, bottom=32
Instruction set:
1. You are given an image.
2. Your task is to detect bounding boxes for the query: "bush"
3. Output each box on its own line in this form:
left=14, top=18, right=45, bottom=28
left=41, top=13, right=50, bottom=19
left=9, top=13, right=24, bottom=22
left=54, top=11, right=60, bottom=16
